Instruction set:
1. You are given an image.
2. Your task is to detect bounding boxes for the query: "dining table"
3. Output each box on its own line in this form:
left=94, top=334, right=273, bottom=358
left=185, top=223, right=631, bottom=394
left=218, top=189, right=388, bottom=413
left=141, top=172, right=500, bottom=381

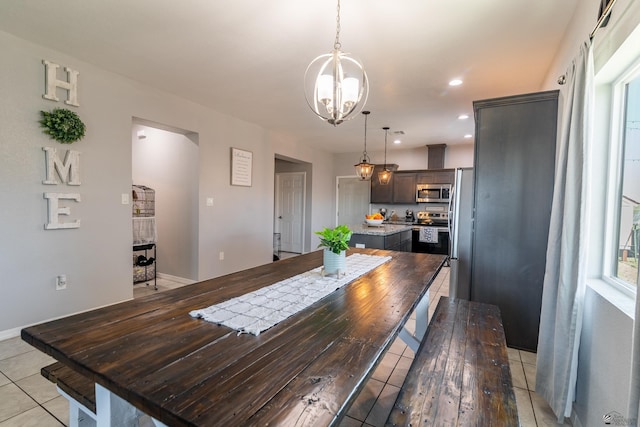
left=22, top=248, right=446, bottom=427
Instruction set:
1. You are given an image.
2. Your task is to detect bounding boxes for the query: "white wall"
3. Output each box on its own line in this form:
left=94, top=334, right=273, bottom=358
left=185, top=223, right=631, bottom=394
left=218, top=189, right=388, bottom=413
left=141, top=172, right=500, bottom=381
left=0, top=30, right=335, bottom=337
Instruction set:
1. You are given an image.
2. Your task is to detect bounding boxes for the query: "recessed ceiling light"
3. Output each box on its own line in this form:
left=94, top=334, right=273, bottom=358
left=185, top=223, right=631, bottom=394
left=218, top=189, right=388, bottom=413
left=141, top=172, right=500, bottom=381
left=464, top=134, right=473, bottom=139
left=393, top=139, right=401, bottom=144
left=449, top=79, right=463, bottom=86
left=458, top=114, right=469, bottom=120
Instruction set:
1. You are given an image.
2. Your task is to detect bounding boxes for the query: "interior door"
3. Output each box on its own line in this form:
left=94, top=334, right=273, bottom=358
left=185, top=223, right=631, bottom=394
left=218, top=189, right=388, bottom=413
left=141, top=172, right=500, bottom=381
left=337, top=177, right=370, bottom=227
left=275, top=172, right=305, bottom=253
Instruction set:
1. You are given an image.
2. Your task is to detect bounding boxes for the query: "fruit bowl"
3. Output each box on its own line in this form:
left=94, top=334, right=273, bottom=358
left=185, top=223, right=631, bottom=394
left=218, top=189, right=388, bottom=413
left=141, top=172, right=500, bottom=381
left=365, top=218, right=384, bottom=226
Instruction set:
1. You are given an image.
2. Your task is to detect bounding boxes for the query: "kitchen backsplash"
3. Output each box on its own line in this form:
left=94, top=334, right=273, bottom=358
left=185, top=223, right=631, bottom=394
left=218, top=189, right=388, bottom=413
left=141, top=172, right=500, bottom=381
left=370, top=203, right=448, bottom=221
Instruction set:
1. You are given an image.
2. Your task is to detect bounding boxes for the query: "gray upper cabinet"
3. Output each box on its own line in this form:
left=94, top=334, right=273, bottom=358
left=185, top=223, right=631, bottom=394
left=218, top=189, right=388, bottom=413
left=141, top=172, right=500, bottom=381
left=416, top=170, right=455, bottom=185
left=371, top=166, right=454, bottom=204
left=470, top=90, right=558, bottom=352
left=370, top=165, right=396, bottom=204
left=392, top=172, right=417, bottom=204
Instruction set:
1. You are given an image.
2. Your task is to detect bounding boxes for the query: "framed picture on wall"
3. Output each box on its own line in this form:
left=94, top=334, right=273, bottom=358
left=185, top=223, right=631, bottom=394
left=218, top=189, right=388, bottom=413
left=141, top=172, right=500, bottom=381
left=231, top=147, right=253, bottom=187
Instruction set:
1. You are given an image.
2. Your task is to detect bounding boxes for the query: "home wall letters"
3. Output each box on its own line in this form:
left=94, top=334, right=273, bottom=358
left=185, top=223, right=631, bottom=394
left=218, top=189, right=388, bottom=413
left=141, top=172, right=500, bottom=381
left=42, top=60, right=82, bottom=230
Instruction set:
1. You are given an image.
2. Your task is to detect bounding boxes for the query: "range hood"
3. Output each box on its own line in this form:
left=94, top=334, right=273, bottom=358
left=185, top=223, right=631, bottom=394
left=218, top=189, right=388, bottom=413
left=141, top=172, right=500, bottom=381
left=426, top=144, right=446, bottom=169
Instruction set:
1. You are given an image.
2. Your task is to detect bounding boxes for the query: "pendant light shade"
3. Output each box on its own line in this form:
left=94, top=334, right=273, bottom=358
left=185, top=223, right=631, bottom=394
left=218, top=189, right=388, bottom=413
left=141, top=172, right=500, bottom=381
left=379, top=127, right=392, bottom=185
left=304, top=0, right=368, bottom=126
left=354, top=111, right=374, bottom=180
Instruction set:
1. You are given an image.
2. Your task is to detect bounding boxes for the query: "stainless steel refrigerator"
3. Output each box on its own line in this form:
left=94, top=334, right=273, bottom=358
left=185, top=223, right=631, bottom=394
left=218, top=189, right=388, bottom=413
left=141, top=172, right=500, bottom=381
left=449, top=167, right=474, bottom=299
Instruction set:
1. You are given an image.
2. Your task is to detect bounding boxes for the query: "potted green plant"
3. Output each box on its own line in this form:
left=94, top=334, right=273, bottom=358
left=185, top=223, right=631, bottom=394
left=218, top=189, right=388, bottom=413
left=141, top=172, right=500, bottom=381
left=315, top=224, right=352, bottom=276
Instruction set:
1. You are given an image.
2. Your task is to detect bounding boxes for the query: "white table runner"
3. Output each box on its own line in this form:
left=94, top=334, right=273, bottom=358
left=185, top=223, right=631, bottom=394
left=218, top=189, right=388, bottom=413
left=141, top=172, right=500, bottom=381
left=190, top=253, right=392, bottom=336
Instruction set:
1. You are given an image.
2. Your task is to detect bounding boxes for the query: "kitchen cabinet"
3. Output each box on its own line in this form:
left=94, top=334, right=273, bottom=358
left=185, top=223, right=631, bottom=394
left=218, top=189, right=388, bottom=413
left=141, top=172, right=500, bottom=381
left=470, top=90, right=558, bottom=351
left=349, top=229, right=412, bottom=252
left=371, top=166, right=454, bottom=204
left=392, top=172, right=417, bottom=204
left=370, top=164, right=396, bottom=204
left=416, top=169, right=455, bottom=185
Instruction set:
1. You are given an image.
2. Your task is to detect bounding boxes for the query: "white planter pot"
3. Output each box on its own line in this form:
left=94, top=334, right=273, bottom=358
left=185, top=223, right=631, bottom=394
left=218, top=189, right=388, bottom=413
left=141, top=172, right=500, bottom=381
left=323, top=249, right=346, bottom=276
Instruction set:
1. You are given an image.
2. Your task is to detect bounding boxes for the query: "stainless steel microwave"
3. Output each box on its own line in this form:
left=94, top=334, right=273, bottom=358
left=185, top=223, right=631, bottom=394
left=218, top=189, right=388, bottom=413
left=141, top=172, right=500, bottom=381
left=416, top=184, right=451, bottom=203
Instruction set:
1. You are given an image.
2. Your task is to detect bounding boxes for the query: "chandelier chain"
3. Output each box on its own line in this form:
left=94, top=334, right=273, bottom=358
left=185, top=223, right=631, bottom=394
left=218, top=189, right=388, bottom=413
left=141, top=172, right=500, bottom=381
left=334, top=0, right=342, bottom=50
left=383, top=127, right=389, bottom=168
left=363, top=113, right=368, bottom=155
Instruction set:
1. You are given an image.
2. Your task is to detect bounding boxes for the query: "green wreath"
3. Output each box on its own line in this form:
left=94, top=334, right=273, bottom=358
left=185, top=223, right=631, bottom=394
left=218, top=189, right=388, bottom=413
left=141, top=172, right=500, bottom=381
left=40, top=108, right=86, bottom=144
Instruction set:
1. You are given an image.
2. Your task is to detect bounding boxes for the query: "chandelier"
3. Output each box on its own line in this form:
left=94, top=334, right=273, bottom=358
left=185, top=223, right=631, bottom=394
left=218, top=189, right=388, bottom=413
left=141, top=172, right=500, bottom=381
left=379, top=127, right=392, bottom=185
left=354, top=111, right=374, bottom=180
left=304, top=0, right=368, bottom=126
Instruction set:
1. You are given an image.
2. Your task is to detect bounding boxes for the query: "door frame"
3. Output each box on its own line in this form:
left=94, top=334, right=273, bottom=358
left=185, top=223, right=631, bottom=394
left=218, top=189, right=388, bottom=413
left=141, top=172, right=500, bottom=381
left=336, top=175, right=370, bottom=226
left=275, top=172, right=306, bottom=254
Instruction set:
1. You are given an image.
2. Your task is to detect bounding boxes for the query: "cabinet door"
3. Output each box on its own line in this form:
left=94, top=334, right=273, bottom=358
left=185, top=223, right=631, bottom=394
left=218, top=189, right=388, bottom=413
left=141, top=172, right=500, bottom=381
left=370, top=165, right=393, bottom=203
left=416, top=169, right=454, bottom=184
left=392, top=172, right=417, bottom=204
left=434, top=170, right=455, bottom=184
left=416, top=172, right=434, bottom=184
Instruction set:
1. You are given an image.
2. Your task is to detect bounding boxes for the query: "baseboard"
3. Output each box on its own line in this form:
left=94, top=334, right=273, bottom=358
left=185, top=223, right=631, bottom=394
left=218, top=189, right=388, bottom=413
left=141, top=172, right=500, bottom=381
left=156, top=272, right=196, bottom=285
left=0, top=326, right=22, bottom=341
left=0, top=297, right=134, bottom=343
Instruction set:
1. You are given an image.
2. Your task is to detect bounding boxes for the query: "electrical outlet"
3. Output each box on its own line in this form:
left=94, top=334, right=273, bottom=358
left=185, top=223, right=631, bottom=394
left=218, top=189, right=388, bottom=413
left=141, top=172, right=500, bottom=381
left=219, top=251, right=224, bottom=261
left=121, top=193, right=129, bottom=205
left=56, top=275, right=67, bottom=290
left=206, top=197, right=214, bottom=207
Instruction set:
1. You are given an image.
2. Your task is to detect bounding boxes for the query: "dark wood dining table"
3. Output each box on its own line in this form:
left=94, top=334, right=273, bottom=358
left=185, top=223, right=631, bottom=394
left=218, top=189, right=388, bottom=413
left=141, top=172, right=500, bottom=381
left=22, top=248, right=446, bottom=427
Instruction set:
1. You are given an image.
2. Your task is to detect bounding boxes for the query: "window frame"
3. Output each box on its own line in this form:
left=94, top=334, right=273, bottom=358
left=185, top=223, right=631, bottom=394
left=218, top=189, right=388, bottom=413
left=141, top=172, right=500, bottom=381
left=602, top=57, right=640, bottom=296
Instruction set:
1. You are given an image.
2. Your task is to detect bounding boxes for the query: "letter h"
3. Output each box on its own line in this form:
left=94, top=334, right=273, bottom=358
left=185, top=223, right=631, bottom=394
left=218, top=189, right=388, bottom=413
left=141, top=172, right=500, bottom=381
left=43, top=60, right=80, bottom=107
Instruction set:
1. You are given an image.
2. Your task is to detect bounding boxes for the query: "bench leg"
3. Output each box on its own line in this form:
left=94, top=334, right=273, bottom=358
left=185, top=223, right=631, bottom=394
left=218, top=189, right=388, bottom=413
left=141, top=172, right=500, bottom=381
left=56, top=385, right=96, bottom=427
left=399, top=290, right=429, bottom=352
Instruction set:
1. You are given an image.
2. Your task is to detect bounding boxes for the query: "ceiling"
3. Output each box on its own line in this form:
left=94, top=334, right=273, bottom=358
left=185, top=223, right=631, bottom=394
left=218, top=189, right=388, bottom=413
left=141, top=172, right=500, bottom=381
left=0, top=0, right=579, bottom=154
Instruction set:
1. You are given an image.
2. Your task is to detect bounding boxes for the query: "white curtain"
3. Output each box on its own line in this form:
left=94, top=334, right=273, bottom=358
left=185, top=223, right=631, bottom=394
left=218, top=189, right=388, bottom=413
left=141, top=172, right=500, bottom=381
left=536, top=40, right=594, bottom=422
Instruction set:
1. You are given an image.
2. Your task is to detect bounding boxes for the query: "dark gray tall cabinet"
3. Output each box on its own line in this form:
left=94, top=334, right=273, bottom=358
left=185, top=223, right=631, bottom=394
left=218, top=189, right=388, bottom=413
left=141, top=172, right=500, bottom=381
left=471, top=90, right=558, bottom=351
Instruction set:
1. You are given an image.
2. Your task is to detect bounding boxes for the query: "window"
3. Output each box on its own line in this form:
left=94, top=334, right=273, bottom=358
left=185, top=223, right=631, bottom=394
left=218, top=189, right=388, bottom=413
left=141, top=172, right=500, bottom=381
left=612, top=72, right=640, bottom=288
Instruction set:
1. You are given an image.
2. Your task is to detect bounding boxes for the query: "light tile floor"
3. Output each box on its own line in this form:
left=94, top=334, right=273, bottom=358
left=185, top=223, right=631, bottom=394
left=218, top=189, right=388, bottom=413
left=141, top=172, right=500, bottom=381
left=0, top=266, right=570, bottom=426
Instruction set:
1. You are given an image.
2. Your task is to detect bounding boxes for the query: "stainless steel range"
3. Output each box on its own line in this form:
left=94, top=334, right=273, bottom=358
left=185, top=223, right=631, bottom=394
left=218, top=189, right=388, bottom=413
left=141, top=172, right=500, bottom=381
left=412, top=207, right=450, bottom=255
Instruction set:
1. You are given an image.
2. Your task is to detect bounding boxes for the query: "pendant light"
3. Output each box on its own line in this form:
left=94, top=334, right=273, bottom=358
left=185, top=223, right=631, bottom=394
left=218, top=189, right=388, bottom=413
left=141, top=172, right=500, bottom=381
left=354, top=111, right=374, bottom=180
left=304, top=0, right=369, bottom=126
left=378, top=127, right=392, bottom=185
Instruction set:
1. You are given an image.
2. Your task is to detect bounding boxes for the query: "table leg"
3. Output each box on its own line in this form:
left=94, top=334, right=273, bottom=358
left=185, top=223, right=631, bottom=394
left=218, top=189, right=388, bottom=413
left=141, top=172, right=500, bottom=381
left=95, top=383, right=140, bottom=427
left=94, top=383, right=169, bottom=427
left=399, top=289, right=429, bottom=352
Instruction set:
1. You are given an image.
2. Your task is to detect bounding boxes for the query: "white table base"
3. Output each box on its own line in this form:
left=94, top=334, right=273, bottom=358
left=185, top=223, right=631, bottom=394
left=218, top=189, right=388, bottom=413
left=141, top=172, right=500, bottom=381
left=398, top=289, right=429, bottom=352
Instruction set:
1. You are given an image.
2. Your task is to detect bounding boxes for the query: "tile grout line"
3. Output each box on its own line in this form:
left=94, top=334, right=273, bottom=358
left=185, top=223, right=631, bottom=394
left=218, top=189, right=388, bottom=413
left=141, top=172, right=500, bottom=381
left=0, top=371, right=66, bottom=426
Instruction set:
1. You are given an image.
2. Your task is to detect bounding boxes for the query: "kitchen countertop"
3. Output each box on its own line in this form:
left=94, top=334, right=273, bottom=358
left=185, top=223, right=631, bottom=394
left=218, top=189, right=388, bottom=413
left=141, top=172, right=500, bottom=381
left=385, top=220, right=417, bottom=226
left=350, top=223, right=414, bottom=236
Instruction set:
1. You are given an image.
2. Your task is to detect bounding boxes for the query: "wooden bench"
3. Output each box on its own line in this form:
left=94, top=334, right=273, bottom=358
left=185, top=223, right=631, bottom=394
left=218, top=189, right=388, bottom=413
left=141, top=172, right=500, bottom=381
left=42, top=362, right=171, bottom=427
left=386, top=297, right=519, bottom=426
left=41, top=362, right=97, bottom=425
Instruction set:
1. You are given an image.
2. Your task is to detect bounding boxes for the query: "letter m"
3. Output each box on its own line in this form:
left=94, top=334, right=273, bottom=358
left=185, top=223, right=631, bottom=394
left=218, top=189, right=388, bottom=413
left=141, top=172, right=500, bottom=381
left=43, top=147, right=81, bottom=185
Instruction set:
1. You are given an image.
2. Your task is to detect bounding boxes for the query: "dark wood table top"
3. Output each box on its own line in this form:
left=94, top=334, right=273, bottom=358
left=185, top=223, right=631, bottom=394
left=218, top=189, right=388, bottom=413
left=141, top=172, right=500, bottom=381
left=22, top=248, right=446, bottom=427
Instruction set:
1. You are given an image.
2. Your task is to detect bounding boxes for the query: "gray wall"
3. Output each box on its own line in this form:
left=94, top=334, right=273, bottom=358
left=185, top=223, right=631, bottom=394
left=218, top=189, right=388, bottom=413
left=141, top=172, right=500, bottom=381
left=0, top=30, right=335, bottom=337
